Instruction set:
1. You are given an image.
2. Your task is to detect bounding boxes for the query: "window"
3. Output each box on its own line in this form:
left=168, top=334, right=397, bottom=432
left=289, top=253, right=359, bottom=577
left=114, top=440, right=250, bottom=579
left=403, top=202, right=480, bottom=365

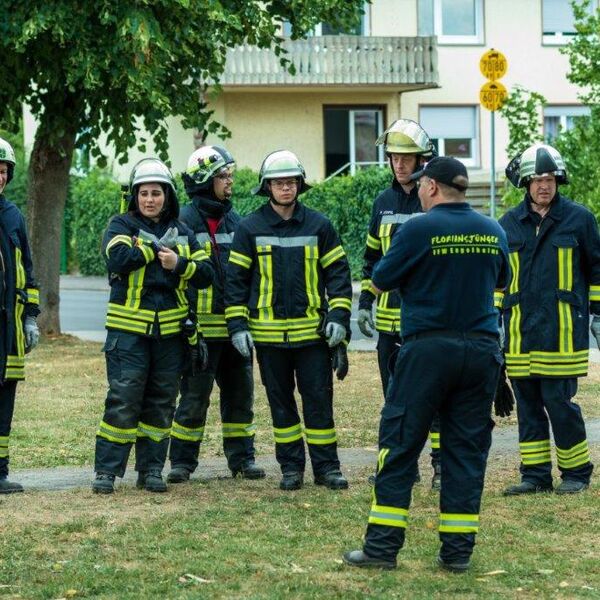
left=418, top=0, right=484, bottom=44
left=542, top=0, right=597, bottom=44
left=419, top=106, right=479, bottom=167
left=283, top=2, right=370, bottom=37
left=323, top=107, right=384, bottom=177
left=544, top=105, right=591, bottom=140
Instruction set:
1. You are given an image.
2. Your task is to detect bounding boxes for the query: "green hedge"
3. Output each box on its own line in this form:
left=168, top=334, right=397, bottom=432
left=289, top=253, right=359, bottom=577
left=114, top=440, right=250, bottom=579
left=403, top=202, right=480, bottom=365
left=68, top=166, right=393, bottom=278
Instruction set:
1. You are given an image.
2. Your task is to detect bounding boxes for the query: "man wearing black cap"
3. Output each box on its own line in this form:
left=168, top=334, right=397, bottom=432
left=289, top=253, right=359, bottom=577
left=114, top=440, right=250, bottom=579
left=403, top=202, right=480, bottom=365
left=343, top=156, right=509, bottom=572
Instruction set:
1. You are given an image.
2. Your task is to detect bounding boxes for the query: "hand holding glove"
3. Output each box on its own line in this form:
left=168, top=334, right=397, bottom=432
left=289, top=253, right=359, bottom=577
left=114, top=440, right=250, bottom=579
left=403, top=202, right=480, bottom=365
left=331, top=343, right=349, bottom=381
left=591, top=315, right=600, bottom=350
left=325, top=322, right=346, bottom=348
left=158, top=227, right=179, bottom=249
left=232, top=330, right=254, bottom=358
left=357, top=308, right=375, bottom=338
left=24, top=316, right=40, bottom=353
left=494, top=363, right=515, bottom=418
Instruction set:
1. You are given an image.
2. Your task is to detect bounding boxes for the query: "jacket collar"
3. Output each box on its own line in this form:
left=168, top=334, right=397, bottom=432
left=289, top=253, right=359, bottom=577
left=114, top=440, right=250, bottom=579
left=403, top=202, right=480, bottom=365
left=262, top=201, right=306, bottom=226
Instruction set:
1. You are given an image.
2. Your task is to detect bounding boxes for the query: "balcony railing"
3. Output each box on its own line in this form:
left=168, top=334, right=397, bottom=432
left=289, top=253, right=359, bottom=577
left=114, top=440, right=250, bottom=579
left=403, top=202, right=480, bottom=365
left=215, top=36, right=438, bottom=87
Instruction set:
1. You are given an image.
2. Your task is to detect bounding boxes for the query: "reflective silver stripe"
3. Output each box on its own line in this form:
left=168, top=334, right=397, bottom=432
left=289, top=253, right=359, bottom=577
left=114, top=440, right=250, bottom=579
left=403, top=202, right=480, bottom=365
left=215, top=232, right=234, bottom=244
left=196, top=232, right=211, bottom=244
left=137, top=229, right=159, bottom=243
left=255, top=235, right=318, bottom=248
left=380, top=213, right=424, bottom=225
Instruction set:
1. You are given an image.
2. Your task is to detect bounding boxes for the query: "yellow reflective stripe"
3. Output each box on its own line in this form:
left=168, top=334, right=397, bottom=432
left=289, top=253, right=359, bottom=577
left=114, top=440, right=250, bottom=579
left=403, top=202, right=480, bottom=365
left=429, top=431, right=440, bottom=449
left=256, top=245, right=274, bottom=321
left=250, top=316, right=321, bottom=329
left=191, top=248, right=209, bottom=262
left=439, top=513, right=479, bottom=534
left=138, top=243, right=154, bottom=263
left=494, top=290, right=504, bottom=309
left=137, top=421, right=171, bottom=442
left=273, top=423, right=303, bottom=444
left=0, top=435, right=8, bottom=458
left=368, top=504, right=409, bottom=528
left=320, top=245, right=345, bottom=268
left=305, top=244, right=320, bottom=312
left=225, top=305, right=249, bottom=320
left=197, top=286, right=213, bottom=314
left=508, top=251, right=522, bottom=355
left=366, top=234, right=381, bottom=250
left=230, top=251, right=252, bottom=269
left=519, top=439, right=552, bottom=464
left=505, top=350, right=589, bottom=378
left=13, top=298, right=25, bottom=362
left=557, top=247, right=574, bottom=355
left=26, top=288, right=40, bottom=305
left=520, top=439, right=551, bottom=450
left=106, top=316, right=149, bottom=335
left=379, top=224, right=393, bottom=254
left=556, top=440, right=590, bottom=469
left=97, top=421, right=137, bottom=444
left=377, top=448, right=390, bottom=474
left=222, top=422, right=257, bottom=438
left=361, top=279, right=374, bottom=292
left=329, top=297, right=352, bottom=311
left=105, top=234, right=133, bottom=255
left=181, top=259, right=197, bottom=280
left=304, top=427, right=337, bottom=445
left=125, top=266, right=145, bottom=310
left=15, top=248, right=25, bottom=289
left=107, top=303, right=155, bottom=321
left=171, top=421, right=205, bottom=442
left=590, top=285, right=600, bottom=302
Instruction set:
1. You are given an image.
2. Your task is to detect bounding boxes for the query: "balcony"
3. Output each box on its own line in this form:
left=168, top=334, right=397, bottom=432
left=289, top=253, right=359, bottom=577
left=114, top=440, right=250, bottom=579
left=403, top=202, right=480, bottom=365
left=215, top=36, right=438, bottom=88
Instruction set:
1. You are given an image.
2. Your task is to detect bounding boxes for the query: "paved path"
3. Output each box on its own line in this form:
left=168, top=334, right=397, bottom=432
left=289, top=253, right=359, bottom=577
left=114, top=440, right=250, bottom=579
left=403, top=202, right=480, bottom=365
left=13, top=419, right=600, bottom=492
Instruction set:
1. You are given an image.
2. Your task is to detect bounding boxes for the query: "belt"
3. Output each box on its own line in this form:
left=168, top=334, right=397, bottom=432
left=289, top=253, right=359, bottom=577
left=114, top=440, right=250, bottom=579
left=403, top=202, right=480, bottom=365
left=402, top=329, right=498, bottom=344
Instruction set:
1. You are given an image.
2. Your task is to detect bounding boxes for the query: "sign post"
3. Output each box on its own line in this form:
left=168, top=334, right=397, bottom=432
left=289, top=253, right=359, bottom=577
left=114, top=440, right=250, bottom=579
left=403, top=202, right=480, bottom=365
left=479, top=49, right=508, bottom=219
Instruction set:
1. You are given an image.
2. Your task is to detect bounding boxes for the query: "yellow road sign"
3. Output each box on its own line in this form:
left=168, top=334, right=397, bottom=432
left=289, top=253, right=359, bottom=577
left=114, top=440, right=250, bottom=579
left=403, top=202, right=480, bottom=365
left=480, top=81, right=508, bottom=111
left=480, top=49, right=508, bottom=81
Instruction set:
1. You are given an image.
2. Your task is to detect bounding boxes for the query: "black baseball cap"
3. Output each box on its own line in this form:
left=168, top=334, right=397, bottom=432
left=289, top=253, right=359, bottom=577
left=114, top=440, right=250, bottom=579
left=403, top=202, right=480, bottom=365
left=410, top=156, right=469, bottom=191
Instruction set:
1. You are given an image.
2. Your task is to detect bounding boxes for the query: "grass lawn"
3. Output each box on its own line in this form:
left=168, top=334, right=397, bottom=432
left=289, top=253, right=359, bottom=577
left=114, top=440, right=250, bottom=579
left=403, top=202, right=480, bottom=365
left=0, top=337, right=598, bottom=599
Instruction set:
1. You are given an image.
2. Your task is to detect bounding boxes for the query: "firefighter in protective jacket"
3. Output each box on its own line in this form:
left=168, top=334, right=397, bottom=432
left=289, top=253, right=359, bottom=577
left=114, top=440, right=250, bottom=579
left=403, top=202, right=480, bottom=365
left=168, top=145, right=265, bottom=483
left=0, top=137, right=40, bottom=494
left=500, top=144, right=600, bottom=496
left=358, top=119, right=442, bottom=489
left=224, top=150, right=352, bottom=491
left=92, top=158, right=213, bottom=494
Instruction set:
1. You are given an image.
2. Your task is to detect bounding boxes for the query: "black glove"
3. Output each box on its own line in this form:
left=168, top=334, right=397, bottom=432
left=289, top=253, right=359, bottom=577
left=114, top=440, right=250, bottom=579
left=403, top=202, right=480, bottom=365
left=188, top=343, right=200, bottom=377
left=331, top=344, right=349, bottom=381
left=494, top=363, right=514, bottom=417
left=197, top=337, right=209, bottom=372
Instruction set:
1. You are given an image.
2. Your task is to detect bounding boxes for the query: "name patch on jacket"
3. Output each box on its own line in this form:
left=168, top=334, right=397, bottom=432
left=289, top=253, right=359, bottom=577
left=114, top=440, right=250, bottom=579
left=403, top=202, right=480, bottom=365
left=431, top=234, right=501, bottom=256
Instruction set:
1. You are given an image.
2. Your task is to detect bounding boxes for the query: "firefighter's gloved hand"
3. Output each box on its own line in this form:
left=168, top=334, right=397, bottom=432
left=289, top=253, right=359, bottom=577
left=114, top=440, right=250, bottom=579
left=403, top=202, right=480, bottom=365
left=494, top=363, right=514, bottom=418
left=232, top=331, right=254, bottom=358
left=331, top=344, right=349, bottom=381
left=357, top=308, right=374, bottom=338
left=158, top=227, right=179, bottom=249
left=198, top=337, right=209, bottom=372
left=24, top=316, right=40, bottom=353
left=591, top=315, right=600, bottom=350
left=325, top=322, right=346, bottom=347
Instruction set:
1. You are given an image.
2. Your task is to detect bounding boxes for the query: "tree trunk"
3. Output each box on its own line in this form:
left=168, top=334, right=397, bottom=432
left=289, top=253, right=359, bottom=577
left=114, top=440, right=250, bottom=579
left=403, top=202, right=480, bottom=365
left=27, top=99, right=80, bottom=335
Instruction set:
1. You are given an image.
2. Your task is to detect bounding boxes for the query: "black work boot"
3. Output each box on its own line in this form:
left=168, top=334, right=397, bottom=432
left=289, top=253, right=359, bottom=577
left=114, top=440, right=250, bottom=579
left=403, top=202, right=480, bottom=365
left=232, top=460, right=266, bottom=480
left=555, top=480, right=589, bottom=495
left=0, top=478, right=24, bottom=494
left=167, top=467, right=191, bottom=484
left=503, top=481, right=553, bottom=496
left=431, top=463, right=441, bottom=491
left=314, top=470, right=349, bottom=490
left=437, top=555, right=471, bottom=573
left=144, top=471, right=167, bottom=493
left=280, top=471, right=303, bottom=491
left=92, top=472, right=116, bottom=495
left=342, top=550, right=396, bottom=570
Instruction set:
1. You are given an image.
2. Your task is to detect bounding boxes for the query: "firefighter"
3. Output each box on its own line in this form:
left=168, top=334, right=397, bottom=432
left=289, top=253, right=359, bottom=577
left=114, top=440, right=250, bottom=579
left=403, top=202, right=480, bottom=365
left=167, top=146, right=265, bottom=483
left=92, top=158, right=213, bottom=494
left=344, top=157, right=508, bottom=571
left=224, top=150, right=352, bottom=491
left=0, top=137, right=40, bottom=494
left=357, top=119, right=442, bottom=489
left=500, top=143, right=600, bottom=496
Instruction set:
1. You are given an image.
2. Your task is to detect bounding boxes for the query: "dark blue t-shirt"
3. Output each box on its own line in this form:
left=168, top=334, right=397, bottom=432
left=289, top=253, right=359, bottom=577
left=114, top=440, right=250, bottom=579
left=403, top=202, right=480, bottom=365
left=372, top=202, right=509, bottom=337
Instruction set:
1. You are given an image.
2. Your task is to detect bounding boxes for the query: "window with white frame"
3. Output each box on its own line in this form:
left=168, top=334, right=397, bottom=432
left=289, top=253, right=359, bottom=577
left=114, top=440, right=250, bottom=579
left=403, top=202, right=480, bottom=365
left=282, top=3, right=370, bottom=37
left=544, top=105, right=591, bottom=140
left=418, top=0, right=484, bottom=44
left=419, top=106, right=479, bottom=167
left=542, top=0, right=597, bottom=44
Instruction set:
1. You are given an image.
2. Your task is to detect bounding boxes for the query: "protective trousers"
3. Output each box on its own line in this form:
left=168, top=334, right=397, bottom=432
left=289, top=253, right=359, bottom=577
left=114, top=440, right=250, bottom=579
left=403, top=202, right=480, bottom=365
left=512, top=378, right=593, bottom=486
left=169, top=340, right=256, bottom=473
left=0, top=381, right=18, bottom=478
left=364, top=335, right=501, bottom=564
left=255, top=342, right=340, bottom=476
left=95, top=331, right=184, bottom=477
left=377, top=332, right=441, bottom=469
